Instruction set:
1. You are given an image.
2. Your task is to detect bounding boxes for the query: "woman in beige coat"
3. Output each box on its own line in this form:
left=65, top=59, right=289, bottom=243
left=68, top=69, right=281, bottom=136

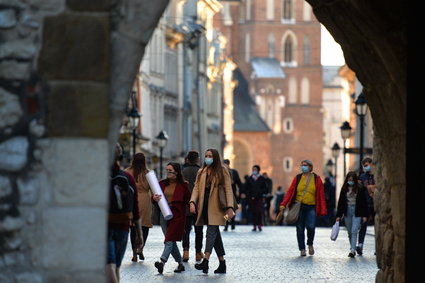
left=189, top=149, right=235, bottom=274
left=125, top=152, right=153, bottom=262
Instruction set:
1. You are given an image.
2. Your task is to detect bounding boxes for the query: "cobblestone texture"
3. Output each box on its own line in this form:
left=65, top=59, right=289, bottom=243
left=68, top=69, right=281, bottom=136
left=120, top=225, right=378, bottom=283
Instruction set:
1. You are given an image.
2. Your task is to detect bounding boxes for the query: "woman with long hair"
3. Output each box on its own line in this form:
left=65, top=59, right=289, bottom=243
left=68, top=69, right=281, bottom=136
left=153, top=162, right=191, bottom=274
left=190, top=149, right=235, bottom=274
left=336, top=171, right=368, bottom=257
left=125, top=152, right=152, bottom=262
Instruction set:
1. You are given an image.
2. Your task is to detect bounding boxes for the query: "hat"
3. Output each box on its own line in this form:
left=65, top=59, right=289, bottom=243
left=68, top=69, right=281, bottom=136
left=302, top=159, right=313, bottom=167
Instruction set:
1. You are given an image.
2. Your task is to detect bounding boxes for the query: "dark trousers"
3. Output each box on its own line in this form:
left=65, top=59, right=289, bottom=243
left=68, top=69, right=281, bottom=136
left=130, top=226, right=149, bottom=251
left=182, top=215, right=204, bottom=252
left=358, top=211, right=375, bottom=245
left=250, top=198, right=264, bottom=227
left=205, top=225, right=225, bottom=257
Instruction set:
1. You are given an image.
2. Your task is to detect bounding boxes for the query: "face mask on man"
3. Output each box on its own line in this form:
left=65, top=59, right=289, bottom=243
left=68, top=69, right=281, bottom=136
left=363, top=165, right=371, bottom=172
left=205, top=158, right=213, bottom=166
left=301, top=165, right=309, bottom=173
left=252, top=170, right=258, bottom=176
left=347, top=180, right=355, bottom=186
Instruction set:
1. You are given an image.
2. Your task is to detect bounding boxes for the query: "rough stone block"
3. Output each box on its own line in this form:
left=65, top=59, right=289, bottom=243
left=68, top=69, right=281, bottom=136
left=38, top=14, right=110, bottom=81
left=0, top=137, right=29, bottom=171
left=0, top=9, right=17, bottom=28
left=40, top=207, right=107, bottom=270
left=47, top=82, right=109, bottom=137
left=67, top=0, right=111, bottom=12
left=41, top=138, right=109, bottom=207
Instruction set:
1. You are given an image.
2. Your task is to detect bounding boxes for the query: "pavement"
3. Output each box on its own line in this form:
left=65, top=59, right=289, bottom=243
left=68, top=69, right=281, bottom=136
left=120, top=224, right=378, bottom=283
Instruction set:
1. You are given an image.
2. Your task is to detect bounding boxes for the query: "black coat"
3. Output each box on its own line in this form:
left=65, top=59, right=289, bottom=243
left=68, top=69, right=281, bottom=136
left=244, top=175, right=268, bottom=200
left=336, top=185, right=368, bottom=218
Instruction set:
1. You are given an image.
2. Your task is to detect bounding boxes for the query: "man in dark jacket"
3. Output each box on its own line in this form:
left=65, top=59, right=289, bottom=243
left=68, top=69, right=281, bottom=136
left=244, top=165, right=268, bottom=231
left=223, top=159, right=242, bottom=231
left=182, top=150, right=204, bottom=262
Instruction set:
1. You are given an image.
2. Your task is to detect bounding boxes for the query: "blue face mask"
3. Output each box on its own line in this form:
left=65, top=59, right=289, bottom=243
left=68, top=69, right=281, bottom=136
left=363, top=165, right=371, bottom=172
left=347, top=181, right=355, bottom=186
left=205, top=158, right=213, bottom=166
left=301, top=165, right=309, bottom=173
left=252, top=171, right=258, bottom=176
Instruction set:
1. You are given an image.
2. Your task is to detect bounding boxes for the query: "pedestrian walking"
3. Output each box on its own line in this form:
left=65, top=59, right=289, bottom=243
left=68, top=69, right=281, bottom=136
left=278, top=160, right=327, bottom=256
left=244, top=165, right=268, bottom=231
left=239, top=175, right=251, bottom=224
left=272, top=186, right=285, bottom=225
left=153, top=162, right=191, bottom=274
left=106, top=143, right=143, bottom=283
left=190, top=149, right=236, bottom=274
left=262, top=172, right=274, bottom=225
left=336, top=171, right=368, bottom=257
left=124, top=152, right=153, bottom=262
left=357, top=157, right=376, bottom=255
left=181, top=150, right=204, bottom=262
left=223, top=159, right=242, bottom=231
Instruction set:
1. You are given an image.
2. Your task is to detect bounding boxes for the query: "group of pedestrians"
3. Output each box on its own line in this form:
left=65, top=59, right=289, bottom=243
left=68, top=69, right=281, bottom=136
left=106, top=146, right=236, bottom=282
left=106, top=144, right=376, bottom=282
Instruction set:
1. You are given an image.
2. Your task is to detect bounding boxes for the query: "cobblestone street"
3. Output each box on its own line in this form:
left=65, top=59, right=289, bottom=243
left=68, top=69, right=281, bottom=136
left=120, top=224, right=378, bottom=283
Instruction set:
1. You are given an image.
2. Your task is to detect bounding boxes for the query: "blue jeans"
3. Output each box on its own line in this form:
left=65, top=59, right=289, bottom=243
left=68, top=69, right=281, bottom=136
left=107, top=228, right=129, bottom=267
left=159, top=213, right=182, bottom=263
left=295, top=204, right=316, bottom=251
left=345, top=204, right=361, bottom=251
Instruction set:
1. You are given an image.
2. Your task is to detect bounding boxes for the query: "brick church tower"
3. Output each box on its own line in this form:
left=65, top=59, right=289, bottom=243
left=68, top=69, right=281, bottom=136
left=215, top=0, right=324, bottom=191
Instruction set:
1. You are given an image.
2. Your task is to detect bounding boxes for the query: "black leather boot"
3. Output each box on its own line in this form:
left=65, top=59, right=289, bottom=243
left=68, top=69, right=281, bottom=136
left=195, top=258, right=209, bottom=273
left=214, top=260, right=226, bottom=274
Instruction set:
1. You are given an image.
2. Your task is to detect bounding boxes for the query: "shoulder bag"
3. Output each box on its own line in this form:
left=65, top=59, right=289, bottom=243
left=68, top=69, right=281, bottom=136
left=284, top=173, right=313, bottom=224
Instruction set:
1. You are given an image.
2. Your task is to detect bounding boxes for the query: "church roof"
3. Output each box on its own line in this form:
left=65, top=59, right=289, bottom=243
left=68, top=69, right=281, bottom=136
left=233, top=68, right=270, bottom=132
left=251, top=57, right=285, bottom=78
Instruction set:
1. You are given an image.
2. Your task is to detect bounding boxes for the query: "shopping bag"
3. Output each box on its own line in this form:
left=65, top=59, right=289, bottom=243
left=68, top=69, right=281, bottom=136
left=330, top=221, right=340, bottom=241
left=284, top=202, right=301, bottom=224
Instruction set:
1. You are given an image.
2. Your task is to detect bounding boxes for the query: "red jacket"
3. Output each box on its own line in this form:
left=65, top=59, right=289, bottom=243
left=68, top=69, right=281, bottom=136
left=159, top=180, right=191, bottom=242
left=280, top=173, right=327, bottom=217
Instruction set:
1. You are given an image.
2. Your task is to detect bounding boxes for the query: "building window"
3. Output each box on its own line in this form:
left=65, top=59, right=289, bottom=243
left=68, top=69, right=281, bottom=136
left=284, top=37, right=293, bottom=63
left=283, top=157, right=293, bottom=172
left=303, top=36, right=311, bottom=65
left=245, top=33, right=250, bottom=62
left=283, top=118, right=293, bottom=133
left=288, top=77, right=297, bottom=103
left=303, top=1, right=312, bottom=21
left=301, top=77, right=310, bottom=104
left=266, top=0, right=275, bottom=20
left=282, top=0, right=293, bottom=20
left=268, top=33, right=275, bottom=58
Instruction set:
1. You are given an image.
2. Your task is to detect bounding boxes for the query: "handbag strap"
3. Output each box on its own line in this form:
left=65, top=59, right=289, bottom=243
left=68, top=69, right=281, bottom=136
left=300, top=173, right=313, bottom=201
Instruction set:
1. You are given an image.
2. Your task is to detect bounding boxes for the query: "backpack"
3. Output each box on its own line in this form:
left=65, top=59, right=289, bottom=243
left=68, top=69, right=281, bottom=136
left=108, top=170, right=135, bottom=224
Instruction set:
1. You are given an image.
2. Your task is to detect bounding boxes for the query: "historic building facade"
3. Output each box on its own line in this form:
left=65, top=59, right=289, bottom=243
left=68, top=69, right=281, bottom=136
left=215, top=0, right=324, bottom=190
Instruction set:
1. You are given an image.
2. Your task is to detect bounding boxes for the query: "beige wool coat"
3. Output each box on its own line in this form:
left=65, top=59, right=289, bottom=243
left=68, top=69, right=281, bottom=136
left=190, top=166, right=234, bottom=226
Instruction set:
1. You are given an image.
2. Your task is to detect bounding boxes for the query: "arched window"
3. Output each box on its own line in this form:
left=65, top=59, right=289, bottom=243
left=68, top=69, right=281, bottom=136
left=282, top=0, right=293, bottom=20
left=301, top=77, right=310, bottom=104
left=268, top=33, right=276, bottom=58
left=283, top=118, right=293, bottom=133
left=303, top=36, right=311, bottom=65
left=284, top=36, right=293, bottom=63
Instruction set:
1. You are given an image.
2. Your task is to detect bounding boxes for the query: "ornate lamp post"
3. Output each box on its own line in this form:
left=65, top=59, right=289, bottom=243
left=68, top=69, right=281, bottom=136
left=331, top=142, right=341, bottom=188
left=127, top=91, right=141, bottom=158
left=355, top=92, right=368, bottom=172
left=340, top=121, right=352, bottom=177
left=156, top=130, right=169, bottom=178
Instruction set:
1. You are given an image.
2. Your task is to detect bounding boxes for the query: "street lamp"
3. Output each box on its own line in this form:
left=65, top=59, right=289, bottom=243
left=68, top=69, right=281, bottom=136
left=355, top=92, right=368, bottom=172
left=156, top=130, right=169, bottom=178
left=128, top=91, right=141, bottom=158
left=339, top=121, right=352, bottom=177
left=326, top=159, right=334, bottom=176
left=331, top=142, right=341, bottom=186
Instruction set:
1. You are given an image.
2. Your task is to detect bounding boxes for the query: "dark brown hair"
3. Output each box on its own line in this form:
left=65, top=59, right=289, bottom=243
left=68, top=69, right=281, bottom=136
left=129, top=152, right=149, bottom=183
left=165, top=162, right=186, bottom=185
left=342, top=171, right=360, bottom=194
left=202, top=148, right=225, bottom=185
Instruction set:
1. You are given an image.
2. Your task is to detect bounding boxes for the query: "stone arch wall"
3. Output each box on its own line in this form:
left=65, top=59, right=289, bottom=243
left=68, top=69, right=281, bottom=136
left=307, top=0, right=406, bottom=282
left=0, top=1, right=169, bottom=281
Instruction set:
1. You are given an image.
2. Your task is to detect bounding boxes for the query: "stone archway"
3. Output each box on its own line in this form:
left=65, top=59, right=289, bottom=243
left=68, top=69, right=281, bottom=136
left=306, top=0, right=407, bottom=282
